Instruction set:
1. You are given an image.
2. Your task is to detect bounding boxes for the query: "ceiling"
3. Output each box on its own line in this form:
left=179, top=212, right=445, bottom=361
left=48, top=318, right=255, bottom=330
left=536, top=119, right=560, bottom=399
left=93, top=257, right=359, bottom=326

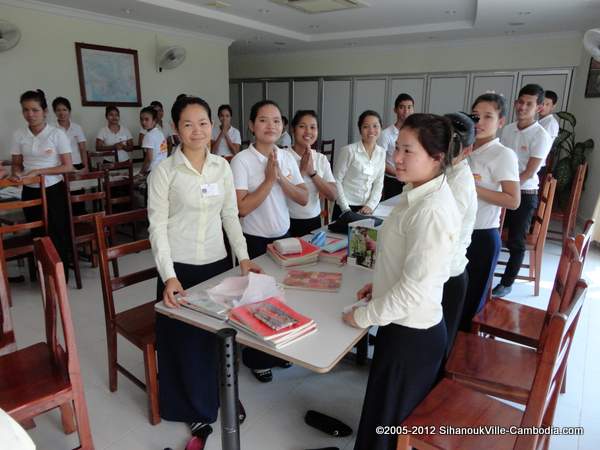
left=22, top=0, right=600, bottom=54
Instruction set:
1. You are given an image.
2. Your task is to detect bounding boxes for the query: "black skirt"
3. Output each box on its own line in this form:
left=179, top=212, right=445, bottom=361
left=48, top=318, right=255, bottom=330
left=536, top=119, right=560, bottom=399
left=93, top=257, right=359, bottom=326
left=289, top=215, right=322, bottom=237
left=155, top=257, right=232, bottom=423
left=354, top=320, right=447, bottom=450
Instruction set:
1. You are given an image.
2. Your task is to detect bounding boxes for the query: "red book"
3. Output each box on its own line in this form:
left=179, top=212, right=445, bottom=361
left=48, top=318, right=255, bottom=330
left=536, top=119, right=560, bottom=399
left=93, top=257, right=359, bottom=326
left=267, top=239, right=321, bottom=267
left=283, top=270, right=342, bottom=292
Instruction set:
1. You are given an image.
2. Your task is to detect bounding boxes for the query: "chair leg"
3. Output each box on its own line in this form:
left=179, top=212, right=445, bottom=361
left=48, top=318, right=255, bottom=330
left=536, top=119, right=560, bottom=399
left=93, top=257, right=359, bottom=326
left=91, top=241, right=98, bottom=268
left=560, top=367, right=567, bottom=394
left=20, top=418, right=36, bottom=429
left=107, top=328, right=118, bottom=392
left=534, top=249, right=542, bottom=297
left=397, top=433, right=411, bottom=450
left=72, top=242, right=83, bottom=290
left=71, top=384, right=94, bottom=449
left=528, top=250, right=534, bottom=279
left=111, top=259, right=120, bottom=278
left=143, top=344, right=161, bottom=425
left=59, top=402, right=76, bottom=434
left=27, top=254, right=37, bottom=282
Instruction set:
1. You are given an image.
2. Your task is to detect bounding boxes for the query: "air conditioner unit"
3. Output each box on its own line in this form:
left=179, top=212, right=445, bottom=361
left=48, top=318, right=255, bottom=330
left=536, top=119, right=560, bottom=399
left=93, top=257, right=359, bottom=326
left=270, top=0, right=369, bottom=14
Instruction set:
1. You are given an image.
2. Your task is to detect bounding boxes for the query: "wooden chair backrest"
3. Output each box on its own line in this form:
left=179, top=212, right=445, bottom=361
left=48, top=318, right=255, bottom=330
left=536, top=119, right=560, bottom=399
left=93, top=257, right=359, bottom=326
left=88, top=149, right=118, bottom=169
left=33, top=237, right=81, bottom=374
left=64, top=171, right=107, bottom=225
left=531, top=175, right=556, bottom=242
left=515, top=280, right=587, bottom=450
left=564, top=163, right=588, bottom=238
left=0, top=239, right=15, bottom=355
left=100, top=161, right=134, bottom=214
left=320, top=139, right=335, bottom=168
left=575, top=219, right=594, bottom=265
left=94, top=210, right=158, bottom=323
left=0, top=175, right=48, bottom=237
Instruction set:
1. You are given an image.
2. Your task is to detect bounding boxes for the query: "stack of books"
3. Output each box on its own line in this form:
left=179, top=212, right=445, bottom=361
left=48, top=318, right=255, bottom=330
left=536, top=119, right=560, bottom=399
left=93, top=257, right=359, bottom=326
left=267, top=238, right=321, bottom=267
left=228, top=297, right=317, bottom=349
left=318, top=236, right=348, bottom=265
left=283, top=269, right=342, bottom=292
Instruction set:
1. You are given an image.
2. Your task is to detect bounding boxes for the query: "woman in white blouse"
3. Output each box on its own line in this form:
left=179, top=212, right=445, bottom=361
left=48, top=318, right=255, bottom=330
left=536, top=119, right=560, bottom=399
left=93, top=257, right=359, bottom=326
left=286, top=110, right=337, bottom=237
left=10, top=89, right=74, bottom=275
left=95, top=105, right=133, bottom=163
left=343, top=114, right=461, bottom=450
left=333, top=110, right=385, bottom=219
left=148, top=96, right=261, bottom=447
left=211, top=104, right=242, bottom=157
left=52, top=96, right=88, bottom=171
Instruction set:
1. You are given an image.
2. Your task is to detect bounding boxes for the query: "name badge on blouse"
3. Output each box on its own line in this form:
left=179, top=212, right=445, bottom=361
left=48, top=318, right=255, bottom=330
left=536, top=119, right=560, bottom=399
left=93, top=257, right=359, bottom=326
left=201, top=183, right=220, bottom=197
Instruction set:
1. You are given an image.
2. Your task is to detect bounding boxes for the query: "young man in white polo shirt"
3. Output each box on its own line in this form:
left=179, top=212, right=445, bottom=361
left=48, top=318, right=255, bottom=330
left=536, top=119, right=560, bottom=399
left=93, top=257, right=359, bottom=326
left=538, top=90, right=560, bottom=140
left=494, top=84, right=553, bottom=297
left=377, top=93, right=414, bottom=200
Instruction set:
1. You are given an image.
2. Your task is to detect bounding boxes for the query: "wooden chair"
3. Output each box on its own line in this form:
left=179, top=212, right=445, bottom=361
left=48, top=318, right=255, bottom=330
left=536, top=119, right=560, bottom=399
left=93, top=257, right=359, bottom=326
left=548, top=163, right=587, bottom=242
left=495, top=175, right=557, bottom=295
left=320, top=138, right=335, bottom=169
left=0, top=176, right=48, bottom=291
left=64, top=171, right=108, bottom=289
left=94, top=209, right=160, bottom=425
left=101, top=161, right=137, bottom=240
left=445, top=253, right=585, bottom=405
left=0, top=240, right=16, bottom=356
left=87, top=149, right=118, bottom=169
left=399, top=280, right=588, bottom=450
left=0, top=237, right=93, bottom=449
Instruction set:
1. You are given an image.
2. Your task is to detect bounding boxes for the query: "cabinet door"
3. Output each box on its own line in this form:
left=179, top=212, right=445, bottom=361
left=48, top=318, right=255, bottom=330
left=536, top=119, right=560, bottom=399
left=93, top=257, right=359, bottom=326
left=267, top=81, right=290, bottom=121
left=469, top=73, right=517, bottom=117
left=352, top=78, right=386, bottom=141
left=293, top=80, right=319, bottom=113
left=229, top=83, right=241, bottom=130
left=322, top=79, right=352, bottom=153
left=242, top=81, right=264, bottom=140
left=518, top=72, right=571, bottom=111
left=427, top=75, right=469, bottom=115
left=388, top=77, right=425, bottom=125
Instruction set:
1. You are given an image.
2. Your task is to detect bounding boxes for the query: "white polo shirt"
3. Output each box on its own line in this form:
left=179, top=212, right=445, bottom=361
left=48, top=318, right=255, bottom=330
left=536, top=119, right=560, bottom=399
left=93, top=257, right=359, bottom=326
left=468, top=138, right=520, bottom=230
left=446, top=159, right=477, bottom=277
left=142, top=127, right=168, bottom=171
left=277, top=131, right=292, bottom=148
left=97, top=125, right=132, bottom=162
left=333, top=140, right=386, bottom=211
left=56, top=121, right=86, bottom=165
left=231, top=145, right=304, bottom=238
left=500, top=121, right=553, bottom=190
left=211, top=126, right=242, bottom=156
left=285, top=148, right=336, bottom=219
left=10, top=124, right=71, bottom=187
left=538, top=114, right=559, bottom=140
left=377, top=124, right=400, bottom=178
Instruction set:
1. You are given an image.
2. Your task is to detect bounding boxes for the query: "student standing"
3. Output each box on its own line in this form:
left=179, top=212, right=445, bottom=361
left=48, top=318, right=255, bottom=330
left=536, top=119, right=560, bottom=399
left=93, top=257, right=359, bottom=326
left=137, top=106, right=167, bottom=177
left=276, top=116, right=292, bottom=147
left=333, top=110, right=385, bottom=219
left=538, top=90, right=560, bottom=140
left=211, top=104, right=242, bottom=157
left=138, top=101, right=175, bottom=151
left=441, top=112, right=478, bottom=355
left=286, top=110, right=337, bottom=237
left=230, top=100, right=308, bottom=382
left=52, top=97, right=88, bottom=171
left=10, top=89, right=74, bottom=273
left=148, top=96, right=261, bottom=449
left=493, top=84, right=553, bottom=297
left=343, top=114, right=460, bottom=450
left=459, top=94, right=520, bottom=331
left=96, top=105, right=133, bottom=163
left=378, top=93, right=414, bottom=200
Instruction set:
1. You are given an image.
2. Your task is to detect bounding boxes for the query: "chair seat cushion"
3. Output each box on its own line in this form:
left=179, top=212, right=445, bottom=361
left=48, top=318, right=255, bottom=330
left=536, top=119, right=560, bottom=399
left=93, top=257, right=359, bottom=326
left=115, top=301, right=156, bottom=348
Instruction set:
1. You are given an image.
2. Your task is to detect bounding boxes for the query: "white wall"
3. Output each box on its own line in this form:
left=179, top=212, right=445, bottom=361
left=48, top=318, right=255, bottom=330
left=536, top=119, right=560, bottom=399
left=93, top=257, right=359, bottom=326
left=230, top=32, right=582, bottom=79
left=0, top=2, right=231, bottom=159
left=570, top=48, right=600, bottom=221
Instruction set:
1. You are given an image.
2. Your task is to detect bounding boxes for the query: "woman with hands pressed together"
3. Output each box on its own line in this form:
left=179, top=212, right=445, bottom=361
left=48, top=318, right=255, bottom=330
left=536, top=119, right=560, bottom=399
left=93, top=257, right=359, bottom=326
left=95, top=105, right=134, bottom=163
left=342, top=114, right=461, bottom=450
left=148, top=95, right=261, bottom=449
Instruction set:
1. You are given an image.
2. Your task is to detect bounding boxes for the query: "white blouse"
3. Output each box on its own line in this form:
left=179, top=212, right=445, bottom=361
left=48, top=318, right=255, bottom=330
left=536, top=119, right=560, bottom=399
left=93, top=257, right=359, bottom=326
left=353, top=174, right=460, bottom=329
left=333, top=141, right=386, bottom=211
left=96, top=125, right=132, bottom=162
left=147, top=146, right=249, bottom=281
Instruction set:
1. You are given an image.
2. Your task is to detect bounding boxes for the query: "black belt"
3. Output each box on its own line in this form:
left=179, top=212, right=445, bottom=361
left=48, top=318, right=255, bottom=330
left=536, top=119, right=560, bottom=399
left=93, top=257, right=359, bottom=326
left=521, top=189, right=538, bottom=195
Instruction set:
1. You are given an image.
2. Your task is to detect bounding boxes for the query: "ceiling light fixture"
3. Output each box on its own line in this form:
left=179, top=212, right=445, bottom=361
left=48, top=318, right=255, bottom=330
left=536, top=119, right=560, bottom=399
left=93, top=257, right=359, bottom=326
left=517, top=11, right=532, bottom=16
left=309, top=24, right=320, bottom=29
left=445, top=9, right=457, bottom=15
left=274, top=41, right=286, bottom=46
left=508, top=22, right=525, bottom=26
left=258, top=8, right=270, bottom=14
left=121, top=8, right=133, bottom=15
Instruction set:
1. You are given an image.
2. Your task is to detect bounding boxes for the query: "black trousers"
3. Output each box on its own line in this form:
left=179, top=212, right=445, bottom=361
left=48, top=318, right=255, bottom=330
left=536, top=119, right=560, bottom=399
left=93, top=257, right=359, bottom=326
left=382, top=176, right=404, bottom=200
left=22, top=181, right=71, bottom=275
left=500, top=192, right=538, bottom=287
left=441, top=270, right=468, bottom=357
left=354, top=320, right=447, bottom=450
left=289, top=215, right=322, bottom=237
left=155, top=257, right=232, bottom=423
left=460, top=228, right=501, bottom=332
left=241, top=232, right=289, bottom=370
left=331, top=203, right=362, bottom=221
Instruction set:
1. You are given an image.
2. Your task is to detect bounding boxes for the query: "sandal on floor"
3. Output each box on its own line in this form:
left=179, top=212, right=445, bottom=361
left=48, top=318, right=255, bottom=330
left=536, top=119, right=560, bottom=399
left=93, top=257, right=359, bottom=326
left=278, top=361, right=293, bottom=369
left=251, top=368, right=273, bottom=383
left=238, top=400, right=247, bottom=424
left=184, top=435, right=208, bottom=450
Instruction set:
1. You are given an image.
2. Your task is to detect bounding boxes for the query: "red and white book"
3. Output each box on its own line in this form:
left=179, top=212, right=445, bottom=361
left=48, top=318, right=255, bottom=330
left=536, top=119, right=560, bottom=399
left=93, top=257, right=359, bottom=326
left=267, top=239, right=321, bottom=267
left=283, top=269, right=342, bottom=292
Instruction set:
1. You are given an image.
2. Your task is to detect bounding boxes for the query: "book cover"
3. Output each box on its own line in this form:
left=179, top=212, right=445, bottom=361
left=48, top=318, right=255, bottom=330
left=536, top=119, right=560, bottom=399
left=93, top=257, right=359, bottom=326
left=283, top=269, right=342, bottom=292
left=347, top=219, right=380, bottom=270
left=267, top=239, right=321, bottom=267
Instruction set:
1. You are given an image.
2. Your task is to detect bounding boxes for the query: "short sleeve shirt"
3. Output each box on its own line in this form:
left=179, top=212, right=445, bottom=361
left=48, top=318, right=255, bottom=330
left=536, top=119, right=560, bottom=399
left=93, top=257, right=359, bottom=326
left=141, top=127, right=168, bottom=171
left=10, top=124, right=72, bottom=187
left=211, top=126, right=242, bottom=156
left=56, top=121, right=86, bottom=165
left=377, top=124, right=399, bottom=178
left=97, top=126, right=132, bottom=162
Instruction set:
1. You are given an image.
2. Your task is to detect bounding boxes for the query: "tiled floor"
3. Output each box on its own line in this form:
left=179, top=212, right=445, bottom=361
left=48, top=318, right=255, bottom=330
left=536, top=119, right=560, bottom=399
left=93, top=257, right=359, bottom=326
left=6, top=237, right=600, bottom=450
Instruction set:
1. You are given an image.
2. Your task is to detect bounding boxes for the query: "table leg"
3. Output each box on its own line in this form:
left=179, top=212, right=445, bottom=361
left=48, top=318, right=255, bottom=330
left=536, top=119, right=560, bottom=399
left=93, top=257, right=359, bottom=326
left=356, top=334, right=368, bottom=366
left=217, top=328, right=241, bottom=450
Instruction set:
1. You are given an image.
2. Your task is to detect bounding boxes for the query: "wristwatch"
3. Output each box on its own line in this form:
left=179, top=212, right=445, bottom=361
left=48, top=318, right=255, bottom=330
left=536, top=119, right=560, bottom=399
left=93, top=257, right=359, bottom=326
left=309, top=171, right=317, bottom=178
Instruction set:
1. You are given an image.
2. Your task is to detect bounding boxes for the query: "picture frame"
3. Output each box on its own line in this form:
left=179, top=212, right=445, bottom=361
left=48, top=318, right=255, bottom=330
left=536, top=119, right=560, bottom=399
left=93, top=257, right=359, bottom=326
left=75, top=42, right=142, bottom=107
left=585, top=58, right=600, bottom=98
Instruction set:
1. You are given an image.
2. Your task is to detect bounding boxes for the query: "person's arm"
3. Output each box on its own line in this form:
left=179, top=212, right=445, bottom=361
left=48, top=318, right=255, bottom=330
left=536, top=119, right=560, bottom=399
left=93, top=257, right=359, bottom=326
left=138, top=147, right=152, bottom=175
left=125, top=138, right=134, bottom=152
left=95, top=138, right=114, bottom=151
left=304, top=151, right=337, bottom=201
left=10, top=154, right=24, bottom=179
left=312, top=173, right=337, bottom=202
left=476, top=180, right=521, bottom=210
left=278, top=176, right=308, bottom=206
left=25, top=153, right=74, bottom=177
left=232, top=154, right=277, bottom=217
left=333, top=146, right=352, bottom=212
left=519, top=157, right=543, bottom=185
left=364, top=153, right=385, bottom=212
left=211, top=128, right=224, bottom=153
left=221, top=165, right=250, bottom=262
left=137, top=132, right=145, bottom=147
left=223, top=132, right=241, bottom=155
left=78, top=142, right=89, bottom=171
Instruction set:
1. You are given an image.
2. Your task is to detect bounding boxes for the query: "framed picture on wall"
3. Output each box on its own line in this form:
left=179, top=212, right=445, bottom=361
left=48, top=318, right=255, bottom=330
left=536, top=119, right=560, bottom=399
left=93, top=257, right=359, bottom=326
left=75, top=42, right=142, bottom=106
left=585, top=58, right=600, bottom=98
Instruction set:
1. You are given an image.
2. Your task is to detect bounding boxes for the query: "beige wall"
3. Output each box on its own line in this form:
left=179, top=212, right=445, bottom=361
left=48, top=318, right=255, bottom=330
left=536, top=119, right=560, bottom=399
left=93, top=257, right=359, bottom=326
left=0, top=2, right=230, bottom=159
left=569, top=48, right=600, bottom=221
left=230, top=33, right=582, bottom=79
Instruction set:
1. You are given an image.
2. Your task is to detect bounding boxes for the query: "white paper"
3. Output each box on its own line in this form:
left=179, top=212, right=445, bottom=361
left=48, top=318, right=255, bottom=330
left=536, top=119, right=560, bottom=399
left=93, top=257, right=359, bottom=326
left=342, top=298, right=369, bottom=314
left=206, top=272, right=283, bottom=306
left=373, top=204, right=394, bottom=218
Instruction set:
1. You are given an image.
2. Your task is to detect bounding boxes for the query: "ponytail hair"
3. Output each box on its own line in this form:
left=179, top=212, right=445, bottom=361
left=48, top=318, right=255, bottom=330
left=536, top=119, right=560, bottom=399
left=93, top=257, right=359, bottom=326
left=20, top=89, right=47, bottom=110
left=401, top=113, right=454, bottom=170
